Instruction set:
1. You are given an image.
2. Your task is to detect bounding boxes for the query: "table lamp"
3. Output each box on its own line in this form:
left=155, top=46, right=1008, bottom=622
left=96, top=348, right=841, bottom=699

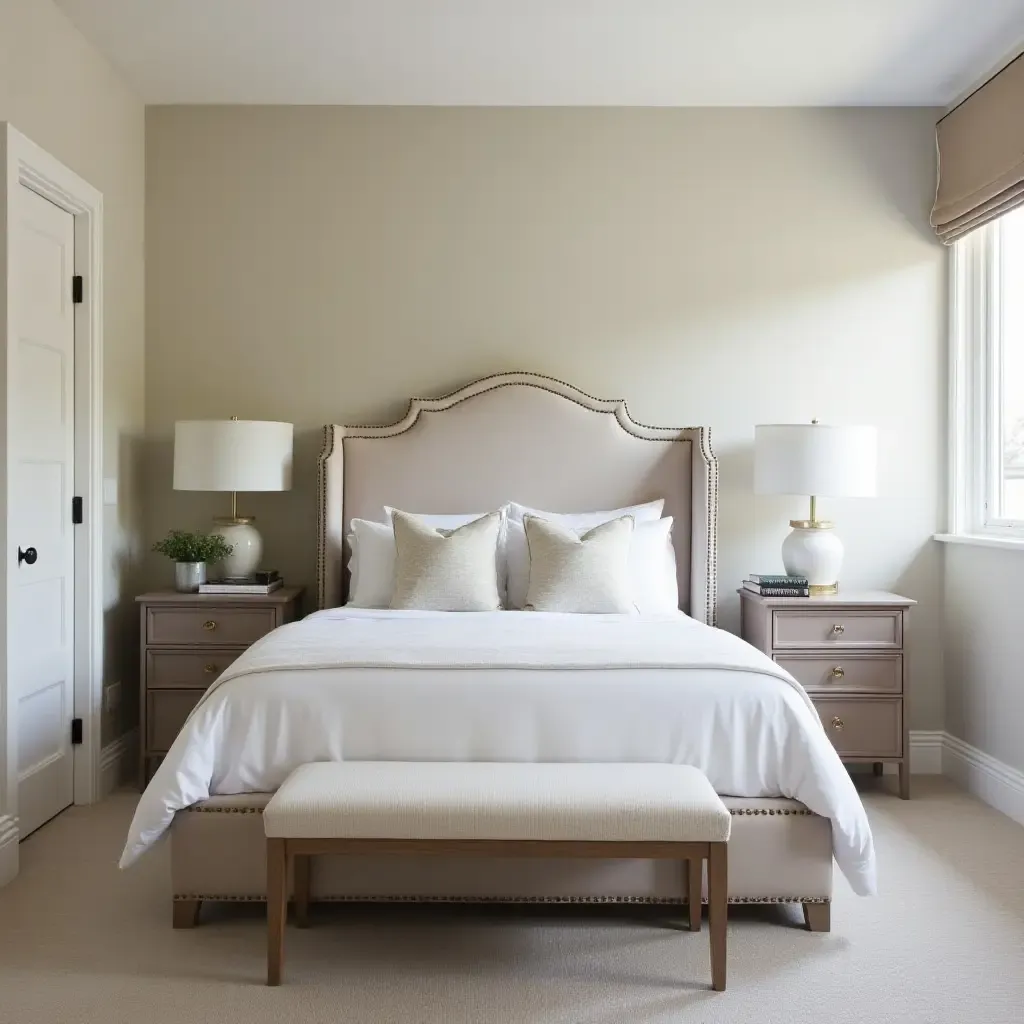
left=173, top=418, right=294, bottom=578
left=754, top=421, right=877, bottom=595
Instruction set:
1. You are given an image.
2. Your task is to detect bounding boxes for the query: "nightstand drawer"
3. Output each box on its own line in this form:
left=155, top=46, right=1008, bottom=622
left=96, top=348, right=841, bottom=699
left=772, top=609, right=902, bottom=650
left=776, top=654, right=902, bottom=694
left=815, top=698, right=902, bottom=758
left=146, top=605, right=277, bottom=647
left=146, top=649, right=241, bottom=688
left=147, top=689, right=207, bottom=751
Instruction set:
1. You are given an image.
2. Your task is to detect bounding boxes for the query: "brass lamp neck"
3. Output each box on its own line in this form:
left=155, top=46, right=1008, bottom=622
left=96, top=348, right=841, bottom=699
left=789, top=494, right=833, bottom=530
left=213, top=491, right=255, bottom=525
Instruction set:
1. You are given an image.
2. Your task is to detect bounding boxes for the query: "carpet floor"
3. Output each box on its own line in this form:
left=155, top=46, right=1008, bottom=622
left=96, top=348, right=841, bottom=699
left=0, top=777, right=1022, bottom=1023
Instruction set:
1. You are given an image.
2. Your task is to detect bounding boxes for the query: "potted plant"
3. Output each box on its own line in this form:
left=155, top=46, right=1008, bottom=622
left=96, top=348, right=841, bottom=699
left=152, top=530, right=234, bottom=592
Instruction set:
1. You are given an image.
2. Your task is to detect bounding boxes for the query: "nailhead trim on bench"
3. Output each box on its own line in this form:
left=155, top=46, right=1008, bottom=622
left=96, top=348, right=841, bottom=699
left=730, top=808, right=814, bottom=816
left=182, top=804, right=817, bottom=817
left=173, top=893, right=830, bottom=906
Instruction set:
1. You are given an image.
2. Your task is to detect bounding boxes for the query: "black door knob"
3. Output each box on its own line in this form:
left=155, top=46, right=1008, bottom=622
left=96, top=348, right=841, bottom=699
left=18, top=546, right=37, bottom=566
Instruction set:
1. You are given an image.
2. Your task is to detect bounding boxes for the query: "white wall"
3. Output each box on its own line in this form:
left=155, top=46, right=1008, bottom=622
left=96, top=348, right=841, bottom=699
left=944, top=544, right=1024, bottom=774
left=0, top=0, right=145, bottom=744
left=145, top=106, right=946, bottom=729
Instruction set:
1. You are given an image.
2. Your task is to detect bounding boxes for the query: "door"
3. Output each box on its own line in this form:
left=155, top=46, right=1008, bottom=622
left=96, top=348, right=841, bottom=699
left=11, top=185, right=76, bottom=837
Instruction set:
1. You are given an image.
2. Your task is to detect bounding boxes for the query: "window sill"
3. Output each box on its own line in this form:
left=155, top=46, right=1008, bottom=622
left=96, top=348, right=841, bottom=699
left=934, top=533, right=1024, bottom=551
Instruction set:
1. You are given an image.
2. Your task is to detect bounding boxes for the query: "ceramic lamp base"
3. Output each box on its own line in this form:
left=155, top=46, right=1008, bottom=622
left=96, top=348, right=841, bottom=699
left=781, top=521, right=843, bottom=594
left=212, top=518, right=262, bottom=577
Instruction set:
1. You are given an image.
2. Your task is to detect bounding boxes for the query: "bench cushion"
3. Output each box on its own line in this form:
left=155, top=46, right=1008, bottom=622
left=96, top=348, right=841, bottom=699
left=263, top=762, right=731, bottom=843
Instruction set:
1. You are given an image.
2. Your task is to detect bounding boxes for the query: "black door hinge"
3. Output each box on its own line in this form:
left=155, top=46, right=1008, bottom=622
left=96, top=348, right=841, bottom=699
left=72, top=275, right=83, bottom=303
left=71, top=718, right=83, bottom=745
left=71, top=496, right=83, bottom=524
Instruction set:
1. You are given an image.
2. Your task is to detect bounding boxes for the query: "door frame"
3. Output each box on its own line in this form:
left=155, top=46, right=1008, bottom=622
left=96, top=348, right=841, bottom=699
left=0, top=124, right=104, bottom=883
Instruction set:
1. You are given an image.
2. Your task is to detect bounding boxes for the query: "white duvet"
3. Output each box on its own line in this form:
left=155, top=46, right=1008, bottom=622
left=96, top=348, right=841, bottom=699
left=121, top=608, right=877, bottom=895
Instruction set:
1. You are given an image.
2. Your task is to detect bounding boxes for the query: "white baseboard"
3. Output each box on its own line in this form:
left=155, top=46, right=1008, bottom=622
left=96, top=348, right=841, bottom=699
left=876, top=731, right=945, bottom=776
left=0, top=813, right=18, bottom=888
left=942, top=733, right=1024, bottom=828
left=100, top=728, right=139, bottom=798
left=909, top=730, right=945, bottom=774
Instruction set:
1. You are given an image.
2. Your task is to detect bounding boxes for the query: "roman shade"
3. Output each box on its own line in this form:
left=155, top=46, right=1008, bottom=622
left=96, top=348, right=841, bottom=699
left=931, top=53, right=1024, bottom=244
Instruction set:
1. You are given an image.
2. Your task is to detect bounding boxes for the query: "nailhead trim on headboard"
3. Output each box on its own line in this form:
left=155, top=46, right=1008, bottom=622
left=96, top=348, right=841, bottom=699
left=316, top=372, right=719, bottom=623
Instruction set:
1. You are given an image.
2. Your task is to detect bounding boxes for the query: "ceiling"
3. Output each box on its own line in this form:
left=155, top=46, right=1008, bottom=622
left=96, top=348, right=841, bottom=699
left=56, top=0, right=1024, bottom=107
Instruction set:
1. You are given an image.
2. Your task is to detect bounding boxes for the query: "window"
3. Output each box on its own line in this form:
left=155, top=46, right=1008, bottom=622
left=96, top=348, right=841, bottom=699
left=950, top=205, right=1024, bottom=539
left=1001, top=208, right=1024, bottom=522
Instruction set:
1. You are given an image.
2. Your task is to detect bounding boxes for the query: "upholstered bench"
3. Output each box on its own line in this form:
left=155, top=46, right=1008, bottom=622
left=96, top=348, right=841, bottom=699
left=263, top=762, right=731, bottom=989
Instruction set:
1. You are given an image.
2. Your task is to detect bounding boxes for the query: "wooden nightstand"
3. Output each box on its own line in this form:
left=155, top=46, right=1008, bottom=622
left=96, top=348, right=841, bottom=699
left=739, top=589, right=916, bottom=798
left=136, top=587, right=303, bottom=786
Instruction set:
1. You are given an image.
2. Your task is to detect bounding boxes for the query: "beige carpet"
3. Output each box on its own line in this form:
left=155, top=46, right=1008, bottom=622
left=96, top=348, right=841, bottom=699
left=1, top=778, right=1022, bottom=1024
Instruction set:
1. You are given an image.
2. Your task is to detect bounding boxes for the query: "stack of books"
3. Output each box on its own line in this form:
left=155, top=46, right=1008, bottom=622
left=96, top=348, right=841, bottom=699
left=199, top=571, right=283, bottom=596
left=742, top=574, right=809, bottom=597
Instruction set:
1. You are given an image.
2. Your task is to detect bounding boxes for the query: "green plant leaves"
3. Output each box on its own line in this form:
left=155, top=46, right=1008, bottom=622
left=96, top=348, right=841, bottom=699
left=152, top=529, right=233, bottom=563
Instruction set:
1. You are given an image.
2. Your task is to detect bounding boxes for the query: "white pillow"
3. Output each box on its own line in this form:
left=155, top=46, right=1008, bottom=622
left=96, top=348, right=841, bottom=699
left=390, top=510, right=503, bottom=612
left=384, top=507, right=500, bottom=531
left=346, top=519, right=395, bottom=608
left=506, top=515, right=678, bottom=613
left=629, top=517, right=679, bottom=614
left=507, top=498, right=665, bottom=530
left=523, top=515, right=635, bottom=614
left=348, top=509, right=508, bottom=608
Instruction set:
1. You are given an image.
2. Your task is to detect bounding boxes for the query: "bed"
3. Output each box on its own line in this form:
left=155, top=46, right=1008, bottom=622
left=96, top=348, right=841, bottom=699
left=124, top=372, right=875, bottom=929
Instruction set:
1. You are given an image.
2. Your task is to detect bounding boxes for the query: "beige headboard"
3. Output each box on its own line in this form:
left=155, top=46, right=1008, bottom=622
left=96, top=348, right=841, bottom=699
left=317, top=372, right=719, bottom=624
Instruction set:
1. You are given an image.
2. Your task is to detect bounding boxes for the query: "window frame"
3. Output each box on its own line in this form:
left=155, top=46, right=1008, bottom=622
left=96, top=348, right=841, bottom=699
left=949, top=216, right=1024, bottom=540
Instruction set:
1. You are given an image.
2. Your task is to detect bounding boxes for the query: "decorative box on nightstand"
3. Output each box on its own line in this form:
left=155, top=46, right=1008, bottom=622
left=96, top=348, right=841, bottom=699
left=136, top=587, right=303, bottom=786
left=739, top=589, right=916, bottom=798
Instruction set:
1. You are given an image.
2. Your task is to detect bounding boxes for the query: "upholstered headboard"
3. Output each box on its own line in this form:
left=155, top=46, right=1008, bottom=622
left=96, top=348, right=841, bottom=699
left=317, top=372, right=719, bottom=623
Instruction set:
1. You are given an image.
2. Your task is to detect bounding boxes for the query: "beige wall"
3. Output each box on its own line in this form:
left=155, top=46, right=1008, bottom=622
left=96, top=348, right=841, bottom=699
left=1, top=0, right=146, bottom=743
left=146, top=106, right=946, bottom=729
left=944, top=545, right=1024, bottom=773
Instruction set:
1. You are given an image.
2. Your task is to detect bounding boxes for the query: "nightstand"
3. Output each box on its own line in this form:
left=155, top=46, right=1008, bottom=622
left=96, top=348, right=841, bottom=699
left=739, top=589, right=916, bottom=798
left=136, top=587, right=303, bottom=786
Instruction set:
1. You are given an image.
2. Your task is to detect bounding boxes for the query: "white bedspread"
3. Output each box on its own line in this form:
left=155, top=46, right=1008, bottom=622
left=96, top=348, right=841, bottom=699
left=121, top=609, right=877, bottom=895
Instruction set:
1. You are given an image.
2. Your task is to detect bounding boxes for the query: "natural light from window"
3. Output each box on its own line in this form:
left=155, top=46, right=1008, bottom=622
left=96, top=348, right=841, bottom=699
left=1000, top=206, right=1024, bottom=521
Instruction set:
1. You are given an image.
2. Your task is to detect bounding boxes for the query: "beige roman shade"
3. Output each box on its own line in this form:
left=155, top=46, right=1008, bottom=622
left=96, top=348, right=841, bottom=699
left=931, top=54, right=1024, bottom=244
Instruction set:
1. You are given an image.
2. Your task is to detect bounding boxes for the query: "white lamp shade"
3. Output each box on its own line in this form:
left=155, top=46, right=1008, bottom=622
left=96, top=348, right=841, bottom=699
left=754, top=424, right=877, bottom=498
left=173, top=420, right=294, bottom=492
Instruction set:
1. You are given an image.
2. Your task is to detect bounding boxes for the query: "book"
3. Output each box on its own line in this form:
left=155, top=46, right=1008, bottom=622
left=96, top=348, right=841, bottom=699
left=199, top=578, right=283, bottom=595
left=743, top=581, right=809, bottom=597
left=746, top=574, right=808, bottom=586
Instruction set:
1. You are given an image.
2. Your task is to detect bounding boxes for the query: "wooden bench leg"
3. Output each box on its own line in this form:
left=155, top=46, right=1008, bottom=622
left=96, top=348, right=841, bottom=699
left=267, top=838, right=288, bottom=986
left=707, top=843, right=727, bottom=992
left=294, top=854, right=311, bottom=928
left=172, top=899, right=201, bottom=929
left=687, top=858, right=702, bottom=931
left=803, top=901, right=831, bottom=933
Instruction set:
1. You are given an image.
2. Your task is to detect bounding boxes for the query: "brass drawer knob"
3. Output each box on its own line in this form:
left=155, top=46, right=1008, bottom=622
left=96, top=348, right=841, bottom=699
left=830, top=666, right=845, bottom=679
left=202, top=620, right=217, bottom=632
left=830, top=716, right=844, bottom=731
left=831, top=623, right=845, bottom=636
left=204, top=663, right=218, bottom=674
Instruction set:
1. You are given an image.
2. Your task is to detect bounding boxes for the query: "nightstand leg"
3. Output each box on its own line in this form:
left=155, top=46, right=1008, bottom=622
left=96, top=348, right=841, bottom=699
left=872, top=762, right=883, bottom=777
left=899, top=762, right=910, bottom=799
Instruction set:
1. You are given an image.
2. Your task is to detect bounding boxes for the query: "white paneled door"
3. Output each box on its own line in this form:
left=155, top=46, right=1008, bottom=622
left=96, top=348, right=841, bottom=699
left=12, top=185, right=76, bottom=837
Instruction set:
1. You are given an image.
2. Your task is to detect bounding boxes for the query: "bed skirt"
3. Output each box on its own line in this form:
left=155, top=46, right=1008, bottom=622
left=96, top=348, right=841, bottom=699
left=170, top=793, right=833, bottom=906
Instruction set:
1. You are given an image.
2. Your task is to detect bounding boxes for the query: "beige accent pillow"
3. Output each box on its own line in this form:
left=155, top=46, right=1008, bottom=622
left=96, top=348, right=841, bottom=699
left=523, top=514, right=636, bottom=614
left=390, top=510, right=503, bottom=612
